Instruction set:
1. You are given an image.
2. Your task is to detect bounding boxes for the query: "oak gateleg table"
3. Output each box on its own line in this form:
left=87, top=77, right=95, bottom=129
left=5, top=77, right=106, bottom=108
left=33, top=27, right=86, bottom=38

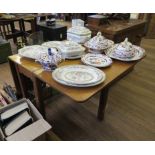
left=8, top=54, right=137, bottom=120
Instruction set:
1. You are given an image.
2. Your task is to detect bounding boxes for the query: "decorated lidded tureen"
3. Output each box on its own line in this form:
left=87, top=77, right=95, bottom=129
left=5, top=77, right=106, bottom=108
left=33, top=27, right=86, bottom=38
left=84, top=32, right=114, bottom=53
left=58, top=40, right=85, bottom=58
left=42, top=40, right=85, bottom=59
left=109, top=38, right=136, bottom=58
left=67, top=26, right=91, bottom=36
left=67, top=26, right=92, bottom=44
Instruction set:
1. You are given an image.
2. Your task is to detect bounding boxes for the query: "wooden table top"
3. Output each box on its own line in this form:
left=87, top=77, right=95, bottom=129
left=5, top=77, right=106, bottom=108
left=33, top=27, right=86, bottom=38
left=8, top=54, right=42, bottom=73
left=87, top=19, right=146, bottom=35
left=34, top=58, right=136, bottom=102
left=8, top=54, right=137, bottom=102
left=37, top=22, right=67, bottom=29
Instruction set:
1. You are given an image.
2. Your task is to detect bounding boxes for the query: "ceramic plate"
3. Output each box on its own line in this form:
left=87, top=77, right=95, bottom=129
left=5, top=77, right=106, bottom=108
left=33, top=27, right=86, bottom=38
left=52, top=76, right=105, bottom=87
left=105, top=45, right=145, bottom=61
left=81, top=53, right=112, bottom=67
left=18, top=45, right=49, bottom=59
left=52, top=65, right=106, bottom=87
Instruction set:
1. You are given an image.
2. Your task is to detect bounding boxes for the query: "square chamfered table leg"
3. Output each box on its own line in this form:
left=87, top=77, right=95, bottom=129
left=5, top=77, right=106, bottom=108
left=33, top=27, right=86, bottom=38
left=8, top=59, right=22, bottom=98
left=97, top=88, right=109, bottom=121
left=33, top=76, right=46, bottom=118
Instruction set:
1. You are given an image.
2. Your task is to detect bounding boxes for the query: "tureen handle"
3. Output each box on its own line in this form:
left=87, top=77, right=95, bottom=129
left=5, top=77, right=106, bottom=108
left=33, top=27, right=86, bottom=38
left=124, top=37, right=128, bottom=43
left=97, top=32, right=102, bottom=36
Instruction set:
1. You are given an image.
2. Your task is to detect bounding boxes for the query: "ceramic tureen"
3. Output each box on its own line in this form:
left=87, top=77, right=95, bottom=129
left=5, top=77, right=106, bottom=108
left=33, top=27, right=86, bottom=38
left=111, top=38, right=135, bottom=58
left=105, top=38, right=146, bottom=61
left=67, top=26, right=91, bottom=44
left=57, top=40, right=85, bottom=59
left=84, top=32, right=114, bottom=53
left=42, top=40, right=86, bottom=59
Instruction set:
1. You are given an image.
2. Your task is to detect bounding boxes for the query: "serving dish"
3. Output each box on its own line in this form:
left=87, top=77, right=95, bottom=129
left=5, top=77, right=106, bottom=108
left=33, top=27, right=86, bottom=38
left=18, top=45, right=49, bottom=60
left=67, top=26, right=91, bottom=36
left=52, top=65, right=106, bottom=87
left=84, top=32, right=114, bottom=53
left=67, top=33, right=91, bottom=44
left=58, top=41, right=86, bottom=59
left=106, top=46, right=145, bottom=61
left=42, top=41, right=85, bottom=59
left=67, top=26, right=91, bottom=44
left=42, top=41, right=62, bottom=49
left=105, top=38, right=145, bottom=61
left=81, top=53, right=112, bottom=68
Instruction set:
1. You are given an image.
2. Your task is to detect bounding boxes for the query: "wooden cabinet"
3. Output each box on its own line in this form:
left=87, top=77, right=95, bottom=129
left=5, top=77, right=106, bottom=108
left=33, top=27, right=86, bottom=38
left=37, top=22, right=67, bottom=41
left=86, top=19, right=146, bottom=45
left=0, top=40, right=11, bottom=63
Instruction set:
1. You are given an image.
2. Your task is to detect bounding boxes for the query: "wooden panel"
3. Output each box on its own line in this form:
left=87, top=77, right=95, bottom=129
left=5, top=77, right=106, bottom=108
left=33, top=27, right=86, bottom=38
left=146, top=14, right=155, bottom=38
left=87, top=19, right=146, bottom=45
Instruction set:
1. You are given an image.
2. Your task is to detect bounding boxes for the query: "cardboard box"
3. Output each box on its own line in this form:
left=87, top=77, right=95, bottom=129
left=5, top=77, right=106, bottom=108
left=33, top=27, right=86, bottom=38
left=0, top=98, right=52, bottom=141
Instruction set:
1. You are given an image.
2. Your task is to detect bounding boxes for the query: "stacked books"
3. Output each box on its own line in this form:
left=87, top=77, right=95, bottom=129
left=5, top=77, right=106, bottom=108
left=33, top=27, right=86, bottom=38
left=0, top=102, right=33, bottom=137
left=3, top=83, right=17, bottom=102
left=0, top=94, right=7, bottom=108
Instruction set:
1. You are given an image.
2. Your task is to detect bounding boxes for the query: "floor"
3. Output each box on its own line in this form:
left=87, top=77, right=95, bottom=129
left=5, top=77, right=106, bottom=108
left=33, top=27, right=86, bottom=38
left=0, top=37, right=155, bottom=140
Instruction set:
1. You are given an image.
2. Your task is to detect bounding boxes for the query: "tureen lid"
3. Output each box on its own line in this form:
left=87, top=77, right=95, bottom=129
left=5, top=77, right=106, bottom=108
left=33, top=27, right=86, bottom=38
left=112, top=38, right=134, bottom=52
left=67, top=26, right=91, bottom=36
left=58, top=41, right=85, bottom=53
left=84, top=32, right=114, bottom=50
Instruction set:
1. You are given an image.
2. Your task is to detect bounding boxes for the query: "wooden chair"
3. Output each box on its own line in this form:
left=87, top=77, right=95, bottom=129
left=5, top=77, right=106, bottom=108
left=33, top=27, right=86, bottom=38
left=0, top=18, right=26, bottom=44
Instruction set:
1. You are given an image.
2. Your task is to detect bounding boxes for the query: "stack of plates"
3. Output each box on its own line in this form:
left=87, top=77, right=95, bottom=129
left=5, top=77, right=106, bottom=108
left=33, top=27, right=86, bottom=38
left=52, top=65, right=106, bottom=87
left=81, top=53, right=112, bottom=68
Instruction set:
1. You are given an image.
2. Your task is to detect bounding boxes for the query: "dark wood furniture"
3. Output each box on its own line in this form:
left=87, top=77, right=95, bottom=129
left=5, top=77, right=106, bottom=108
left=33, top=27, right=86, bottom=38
left=35, top=129, right=61, bottom=141
left=0, top=14, right=53, bottom=37
left=87, top=14, right=107, bottom=26
left=8, top=54, right=138, bottom=121
left=0, top=39, right=11, bottom=63
left=37, top=22, right=67, bottom=41
left=86, top=19, right=146, bottom=45
left=0, top=18, right=26, bottom=44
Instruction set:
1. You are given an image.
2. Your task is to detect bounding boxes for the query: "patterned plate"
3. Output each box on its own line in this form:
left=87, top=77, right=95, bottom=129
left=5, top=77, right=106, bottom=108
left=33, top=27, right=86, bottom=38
left=81, top=53, right=112, bottom=67
left=105, top=45, right=145, bottom=61
left=52, top=65, right=106, bottom=87
left=18, top=45, right=49, bottom=59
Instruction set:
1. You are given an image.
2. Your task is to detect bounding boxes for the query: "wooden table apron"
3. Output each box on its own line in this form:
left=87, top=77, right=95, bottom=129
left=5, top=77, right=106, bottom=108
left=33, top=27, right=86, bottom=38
left=8, top=55, right=136, bottom=120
